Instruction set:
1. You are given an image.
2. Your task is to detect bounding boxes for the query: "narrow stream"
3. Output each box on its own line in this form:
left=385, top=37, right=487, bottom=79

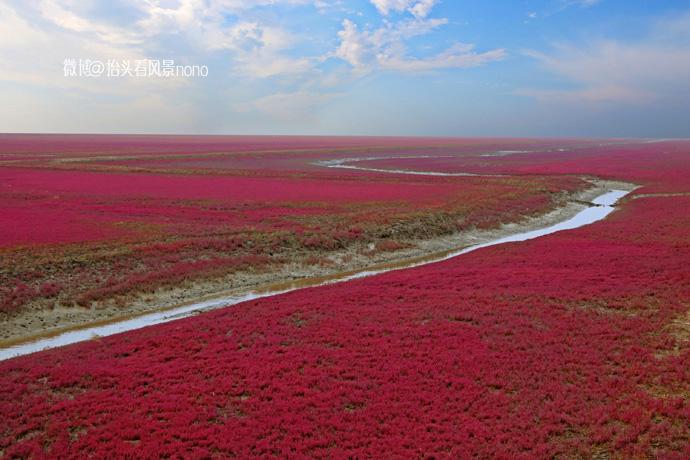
left=0, top=189, right=629, bottom=361
left=316, top=156, right=492, bottom=176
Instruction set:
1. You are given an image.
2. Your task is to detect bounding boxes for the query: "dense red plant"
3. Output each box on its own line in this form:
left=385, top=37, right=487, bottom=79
left=356, top=140, right=690, bottom=193
left=0, top=190, right=688, bottom=458
left=0, top=138, right=688, bottom=458
left=1, top=141, right=578, bottom=314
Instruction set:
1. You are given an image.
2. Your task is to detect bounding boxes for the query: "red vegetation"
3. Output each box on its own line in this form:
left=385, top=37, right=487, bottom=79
left=1, top=187, right=688, bottom=458
left=1, top=137, right=580, bottom=314
left=0, top=137, right=689, bottom=457
left=0, top=133, right=592, bottom=157
left=0, top=167, right=478, bottom=247
left=358, top=140, right=690, bottom=193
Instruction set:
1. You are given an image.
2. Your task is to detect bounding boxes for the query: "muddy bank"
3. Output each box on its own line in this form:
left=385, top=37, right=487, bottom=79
left=0, top=179, right=635, bottom=350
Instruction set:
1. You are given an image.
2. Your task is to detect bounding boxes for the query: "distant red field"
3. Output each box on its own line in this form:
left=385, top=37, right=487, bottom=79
left=0, top=136, right=688, bottom=458
left=353, top=141, right=690, bottom=193
left=0, top=168, right=478, bottom=247
left=0, top=134, right=593, bottom=156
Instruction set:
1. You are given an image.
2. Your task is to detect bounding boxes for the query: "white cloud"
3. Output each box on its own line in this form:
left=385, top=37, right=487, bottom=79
left=2, top=0, right=321, bottom=81
left=521, top=36, right=690, bottom=105
left=135, top=0, right=316, bottom=35
left=381, top=43, right=506, bottom=72
left=0, top=3, right=50, bottom=49
left=38, top=0, right=141, bottom=45
left=0, top=0, right=507, bottom=133
left=334, top=19, right=373, bottom=71
left=137, top=0, right=322, bottom=78
left=235, top=90, right=337, bottom=119
left=408, top=0, right=437, bottom=19
left=200, top=21, right=314, bottom=78
left=370, top=0, right=438, bottom=18
left=334, top=17, right=504, bottom=74
left=571, top=0, right=600, bottom=7
left=0, top=3, right=183, bottom=92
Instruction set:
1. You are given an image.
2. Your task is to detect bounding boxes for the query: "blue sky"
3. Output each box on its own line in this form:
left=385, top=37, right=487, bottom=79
left=1, top=0, right=689, bottom=137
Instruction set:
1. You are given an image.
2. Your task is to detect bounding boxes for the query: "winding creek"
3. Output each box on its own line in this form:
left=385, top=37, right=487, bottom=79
left=0, top=189, right=630, bottom=361
left=0, top=156, right=633, bottom=361
left=316, top=156, right=492, bottom=176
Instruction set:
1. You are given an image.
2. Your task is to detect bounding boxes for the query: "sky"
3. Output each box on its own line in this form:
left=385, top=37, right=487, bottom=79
left=1, top=0, right=689, bottom=137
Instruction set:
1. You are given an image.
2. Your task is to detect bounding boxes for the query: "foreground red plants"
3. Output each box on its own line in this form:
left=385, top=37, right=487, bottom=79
left=0, top=138, right=688, bottom=458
